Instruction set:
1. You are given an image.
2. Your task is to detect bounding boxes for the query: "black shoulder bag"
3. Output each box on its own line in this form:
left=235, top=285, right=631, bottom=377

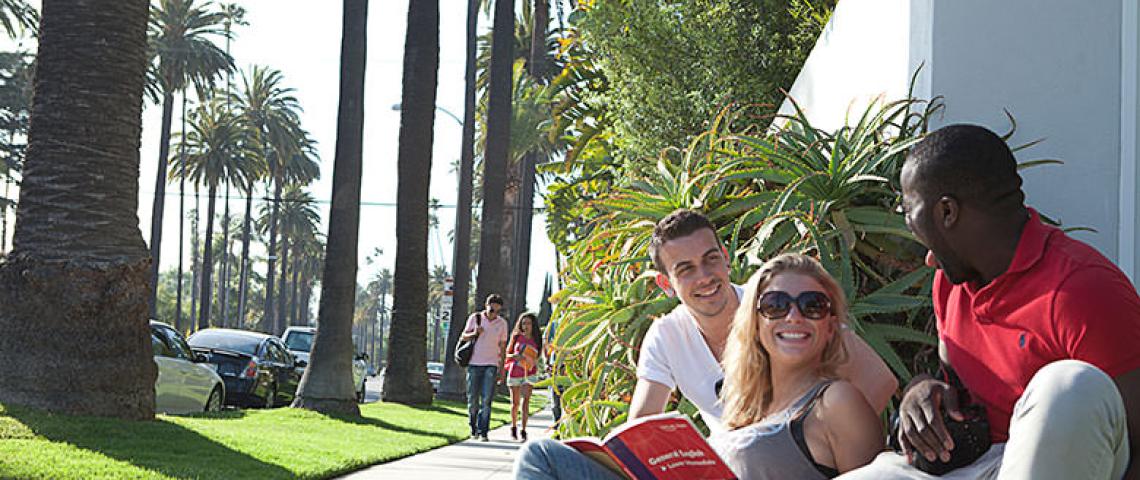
left=454, top=313, right=482, bottom=367
left=889, top=366, right=991, bottom=475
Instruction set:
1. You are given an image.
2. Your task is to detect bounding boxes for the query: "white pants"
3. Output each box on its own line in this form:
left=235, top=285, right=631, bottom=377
left=838, top=360, right=1130, bottom=480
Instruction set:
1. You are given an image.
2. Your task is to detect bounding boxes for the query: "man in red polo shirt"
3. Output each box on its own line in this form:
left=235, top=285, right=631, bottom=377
left=840, top=124, right=1140, bottom=479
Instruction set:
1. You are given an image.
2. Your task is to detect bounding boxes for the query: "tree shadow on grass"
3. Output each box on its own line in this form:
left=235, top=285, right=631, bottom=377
left=176, top=408, right=250, bottom=420
left=319, top=409, right=461, bottom=441
left=5, top=405, right=295, bottom=479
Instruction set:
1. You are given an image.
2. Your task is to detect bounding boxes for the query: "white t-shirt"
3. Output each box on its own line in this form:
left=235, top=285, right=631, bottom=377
left=636, top=285, right=743, bottom=435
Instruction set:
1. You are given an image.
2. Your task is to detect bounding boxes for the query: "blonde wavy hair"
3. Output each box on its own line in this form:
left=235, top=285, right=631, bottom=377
left=719, top=253, right=849, bottom=429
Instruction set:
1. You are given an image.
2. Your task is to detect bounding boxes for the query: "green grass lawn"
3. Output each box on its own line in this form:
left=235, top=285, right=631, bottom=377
left=0, top=393, right=549, bottom=479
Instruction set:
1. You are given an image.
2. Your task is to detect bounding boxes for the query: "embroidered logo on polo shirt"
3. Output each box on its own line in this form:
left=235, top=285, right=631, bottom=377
left=1018, top=332, right=1027, bottom=348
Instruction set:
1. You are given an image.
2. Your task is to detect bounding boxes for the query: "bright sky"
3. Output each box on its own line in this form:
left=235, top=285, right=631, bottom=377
left=6, top=0, right=557, bottom=313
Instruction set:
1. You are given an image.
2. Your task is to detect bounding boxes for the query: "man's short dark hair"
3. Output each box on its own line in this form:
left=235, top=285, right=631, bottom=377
left=649, top=209, right=718, bottom=274
left=906, top=124, right=1024, bottom=209
left=485, top=294, right=504, bottom=306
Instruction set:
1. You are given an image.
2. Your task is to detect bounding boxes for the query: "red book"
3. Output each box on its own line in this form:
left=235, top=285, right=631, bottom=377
left=563, top=412, right=737, bottom=480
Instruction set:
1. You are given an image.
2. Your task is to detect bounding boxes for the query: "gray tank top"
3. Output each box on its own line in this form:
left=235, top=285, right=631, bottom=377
left=708, top=381, right=835, bottom=480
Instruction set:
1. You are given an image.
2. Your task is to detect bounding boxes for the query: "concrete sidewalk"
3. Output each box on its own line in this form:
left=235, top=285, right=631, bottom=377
left=338, top=405, right=555, bottom=479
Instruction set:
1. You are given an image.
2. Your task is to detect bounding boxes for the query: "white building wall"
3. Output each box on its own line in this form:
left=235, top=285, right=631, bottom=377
left=782, top=0, right=1136, bottom=276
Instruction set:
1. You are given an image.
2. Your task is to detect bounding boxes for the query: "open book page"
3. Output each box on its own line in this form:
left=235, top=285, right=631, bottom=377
left=563, top=438, right=638, bottom=479
left=564, top=412, right=737, bottom=480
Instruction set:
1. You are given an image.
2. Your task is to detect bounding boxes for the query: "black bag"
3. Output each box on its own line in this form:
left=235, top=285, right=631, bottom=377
left=890, top=367, right=991, bottom=476
left=454, top=314, right=481, bottom=367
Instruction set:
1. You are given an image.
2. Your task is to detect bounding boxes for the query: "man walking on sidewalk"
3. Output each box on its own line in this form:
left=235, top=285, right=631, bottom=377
left=462, top=294, right=509, bottom=441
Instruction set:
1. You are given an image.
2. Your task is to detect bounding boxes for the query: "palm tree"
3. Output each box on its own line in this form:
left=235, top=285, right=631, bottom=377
left=292, top=0, right=369, bottom=415
left=438, top=0, right=483, bottom=402
left=0, top=0, right=36, bottom=38
left=251, top=136, right=317, bottom=333
left=474, top=4, right=558, bottom=323
left=174, top=98, right=257, bottom=330
left=0, top=50, right=32, bottom=255
left=275, top=184, right=319, bottom=334
left=474, top=0, right=514, bottom=318
left=216, top=3, right=247, bottom=326
left=373, top=267, right=393, bottom=368
left=0, top=0, right=153, bottom=419
left=382, top=0, right=439, bottom=406
left=147, top=0, right=233, bottom=319
left=233, top=66, right=311, bottom=328
left=290, top=233, right=324, bottom=326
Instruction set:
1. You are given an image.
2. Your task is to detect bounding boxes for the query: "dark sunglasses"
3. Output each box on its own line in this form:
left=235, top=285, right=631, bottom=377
left=756, top=291, right=833, bottom=320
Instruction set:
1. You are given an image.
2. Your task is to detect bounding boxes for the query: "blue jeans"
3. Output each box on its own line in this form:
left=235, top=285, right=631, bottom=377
left=466, top=364, right=497, bottom=435
left=514, top=439, right=623, bottom=480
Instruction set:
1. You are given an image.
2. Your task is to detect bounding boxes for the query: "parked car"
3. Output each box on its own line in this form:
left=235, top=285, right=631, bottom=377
left=281, top=326, right=368, bottom=402
left=426, top=362, right=443, bottom=392
left=188, top=328, right=300, bottom=408
left=150, top=321, right=225, bottom=414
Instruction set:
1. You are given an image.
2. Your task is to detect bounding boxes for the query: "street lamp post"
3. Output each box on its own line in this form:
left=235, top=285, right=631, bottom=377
left=391, top=103, right=462, bottom=128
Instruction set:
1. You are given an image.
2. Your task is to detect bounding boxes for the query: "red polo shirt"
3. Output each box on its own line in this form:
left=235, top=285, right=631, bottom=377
left=935, top=208, right=1140, bottom=443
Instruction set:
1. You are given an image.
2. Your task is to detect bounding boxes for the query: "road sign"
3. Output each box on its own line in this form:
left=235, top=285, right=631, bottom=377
left=441, top=277, right=454, bottom=309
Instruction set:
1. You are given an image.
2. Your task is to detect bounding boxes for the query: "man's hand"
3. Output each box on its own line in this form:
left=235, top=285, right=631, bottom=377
left=898, top=376, right=964, bottom=464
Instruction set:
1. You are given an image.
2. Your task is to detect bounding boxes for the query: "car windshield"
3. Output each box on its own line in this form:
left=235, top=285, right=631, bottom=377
left=188, top=330, right=262, bottom=356
left=284, top=331, right=315, bottom=353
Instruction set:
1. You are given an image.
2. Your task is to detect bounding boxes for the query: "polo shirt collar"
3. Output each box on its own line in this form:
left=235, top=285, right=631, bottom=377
left=999, top=208, right=1052, bottom=277
left=968, top=208, right=1054, bottom=321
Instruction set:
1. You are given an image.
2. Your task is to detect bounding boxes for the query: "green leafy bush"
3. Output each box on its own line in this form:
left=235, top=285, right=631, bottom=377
left=544, top=97, right=943, bottom=438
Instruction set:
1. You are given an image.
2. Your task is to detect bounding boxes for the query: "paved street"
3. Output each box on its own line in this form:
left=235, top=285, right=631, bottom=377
left=362, top=374, right=383, bottom=403
left=338, top=396, right=555, bottom=479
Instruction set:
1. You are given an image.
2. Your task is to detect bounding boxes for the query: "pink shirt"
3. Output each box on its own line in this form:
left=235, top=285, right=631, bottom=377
left=464, top=311, right=508, bottom=367
left=505, top=335, right=539, bottom=378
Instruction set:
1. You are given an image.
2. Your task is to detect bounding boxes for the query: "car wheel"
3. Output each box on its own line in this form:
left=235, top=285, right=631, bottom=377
left=205, top=386, right=223, bottom=412
left=263, top=384, right=277, bottom=409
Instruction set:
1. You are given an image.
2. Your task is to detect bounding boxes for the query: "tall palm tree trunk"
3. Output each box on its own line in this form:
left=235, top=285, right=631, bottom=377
left=175, top=91, right=188, bottom=331
left=512, top=152, right=535, bottom=318
left=148, top=88, right=175, bottom=318
left=219, top=181, right=232, bottom=326
left=237, top=176, right=254, bottom=325
left=263, top=178, right=281, bottom=332
left=198, top=182, right=218, bottom=330
left=275, top=235, right=290, bottom=334
left=383, top=0, right=438, bottom=406
left=474, top=0, right=513, bottom=313
left=301, top=280, right=313, bottom=326
left=190, top=186, right=200, bottom=330
left=438, top=0, right=479, bottom=401
left=0, top=0, right=155, bottom=419
left=290, top=260, right=301, bottom=326
left=376, top=308, right=387, bottom=366
left=292, top=0, right=369, bottom=415
left=1, top=175, right=9, bottom=252
left=528, top=0, right=549, bottom=77
left=500, top=167, right=519, bottom=319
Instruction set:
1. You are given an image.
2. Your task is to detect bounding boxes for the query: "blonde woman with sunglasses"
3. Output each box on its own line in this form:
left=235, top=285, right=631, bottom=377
left=710, top=254, right=883, bottom=479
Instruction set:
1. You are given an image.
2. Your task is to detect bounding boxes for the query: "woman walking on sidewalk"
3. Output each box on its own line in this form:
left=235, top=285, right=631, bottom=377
left=505, top=312, right=543, bottom=442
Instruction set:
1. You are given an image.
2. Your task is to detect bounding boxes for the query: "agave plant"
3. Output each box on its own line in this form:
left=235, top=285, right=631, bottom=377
left=709, top=96, right=948, bottom=381
left=542, top=93, right=956, bottom=437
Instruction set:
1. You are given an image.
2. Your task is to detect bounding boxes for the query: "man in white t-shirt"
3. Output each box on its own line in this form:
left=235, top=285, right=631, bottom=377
left=514, top=209, right=899, bottom=479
